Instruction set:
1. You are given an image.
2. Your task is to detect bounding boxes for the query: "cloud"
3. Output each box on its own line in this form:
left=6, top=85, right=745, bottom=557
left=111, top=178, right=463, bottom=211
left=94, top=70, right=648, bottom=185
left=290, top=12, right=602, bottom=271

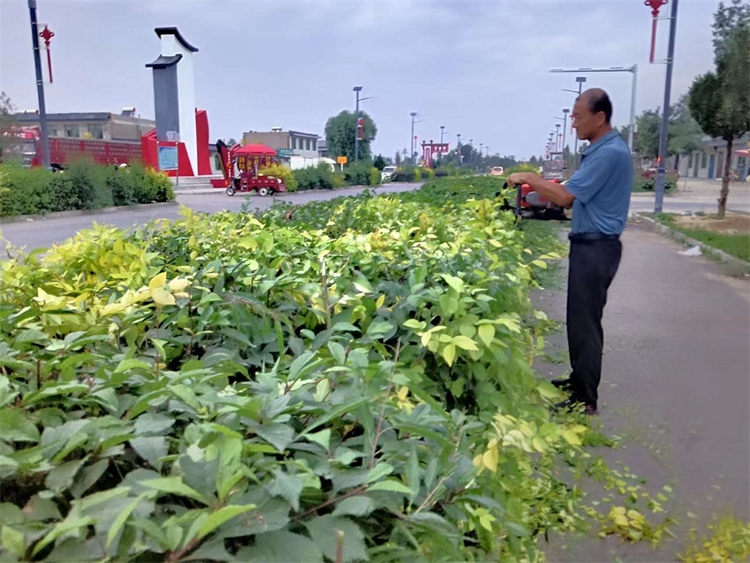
left=0, top=0, right=721, bottom=159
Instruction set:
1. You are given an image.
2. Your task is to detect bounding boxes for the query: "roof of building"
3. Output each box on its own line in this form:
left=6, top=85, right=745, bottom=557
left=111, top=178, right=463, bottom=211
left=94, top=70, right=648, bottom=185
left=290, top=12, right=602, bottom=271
left=13, top=112, right=111, bottom=122
left=12, top=112, right=155, bottom=123
left=288, top=130, right=319, bottom=138
left=146, top=54, right=182, bottom=69
left=155, top=27, right=199, bottom=52
left=245, top=130, right=319, bottom=139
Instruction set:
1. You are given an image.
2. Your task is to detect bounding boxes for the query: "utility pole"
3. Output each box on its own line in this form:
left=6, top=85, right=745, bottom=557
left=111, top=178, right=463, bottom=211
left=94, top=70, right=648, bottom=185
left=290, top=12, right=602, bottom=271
left=574, top=77, right=586, bottom=168
left=552, top=67, right=638, bottom=168
left=654, top=0, right=678, bottom=213
left=28, top=0, right=50, bottom=169
left=410, top=112, right=417, bottom=165
left=353, top=87, right=361, bottom=162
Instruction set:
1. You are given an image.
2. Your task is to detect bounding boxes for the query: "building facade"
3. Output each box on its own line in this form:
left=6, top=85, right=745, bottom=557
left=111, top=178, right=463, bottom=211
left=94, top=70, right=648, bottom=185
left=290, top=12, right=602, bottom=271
left=13, top=110, right=155, bottom=143
left=242, top=129, right=319, bottom=159
left=676, top=134, right=750, bottom=181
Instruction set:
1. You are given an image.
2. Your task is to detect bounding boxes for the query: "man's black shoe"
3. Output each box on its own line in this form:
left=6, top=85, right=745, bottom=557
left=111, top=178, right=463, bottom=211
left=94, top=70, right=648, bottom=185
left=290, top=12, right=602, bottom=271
left=551, top=378, right=572, bottom=390
left=553, top=399, right=597, bottom=415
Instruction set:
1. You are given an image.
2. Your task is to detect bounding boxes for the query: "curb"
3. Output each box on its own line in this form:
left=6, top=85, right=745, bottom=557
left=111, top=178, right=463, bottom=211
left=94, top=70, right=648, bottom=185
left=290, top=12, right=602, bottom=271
left=635, top=212, right=750, bottom=272
left=0, top=201, right=179, bottom=225
left=175, top=183, right=423, bottom=197
left=174, top=186, right=375, bottom=197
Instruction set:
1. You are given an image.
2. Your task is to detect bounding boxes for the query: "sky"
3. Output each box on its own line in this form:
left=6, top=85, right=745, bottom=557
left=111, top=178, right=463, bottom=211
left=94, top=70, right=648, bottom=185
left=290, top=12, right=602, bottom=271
left=0, top=0, right=722, bottom=160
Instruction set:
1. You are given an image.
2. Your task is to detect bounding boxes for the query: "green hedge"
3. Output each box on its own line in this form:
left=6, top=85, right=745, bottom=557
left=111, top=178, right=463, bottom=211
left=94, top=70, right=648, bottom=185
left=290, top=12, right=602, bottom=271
left=0, top=177, right=676, bottom=561
left=343, top=161, right=372, bottom=186
left=633, top=171, right=678, bottom=193
left=0, top=161, right=174, bottom=218
left=293, top=162, right=335, bottom=191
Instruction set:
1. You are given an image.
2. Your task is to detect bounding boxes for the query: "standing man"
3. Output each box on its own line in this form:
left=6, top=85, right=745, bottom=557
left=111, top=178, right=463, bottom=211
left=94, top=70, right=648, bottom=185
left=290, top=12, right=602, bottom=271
left=509, top=88, right=632, bottom=414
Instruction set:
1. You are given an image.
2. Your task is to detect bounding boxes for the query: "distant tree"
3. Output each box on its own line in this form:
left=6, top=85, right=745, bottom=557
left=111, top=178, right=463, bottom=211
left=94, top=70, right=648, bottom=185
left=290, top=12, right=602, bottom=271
left=668, top=94, right=704, bottom=166
left=690, top=23, right=750, bottom=217
left=0, top=91, right=17, bottom=163
left=394, top=151, right=402, bottom=166
left=325, top=110, right=377, bottom=162
left=224, top=137, right=238, bottom=146
left=635, top=109, right=662, bottom=158
left=373, top=154, right=387, bottom=171
left=562, top=145, right=575, bottom=170
left=528, top=156, right=538, bottom=166
left=712, top=0, right=750, bottom=64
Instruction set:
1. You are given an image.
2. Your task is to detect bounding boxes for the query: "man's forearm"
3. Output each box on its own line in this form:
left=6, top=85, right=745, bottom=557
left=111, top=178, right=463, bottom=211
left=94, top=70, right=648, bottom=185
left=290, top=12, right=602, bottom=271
left=518, top=173, right=575, bottom=208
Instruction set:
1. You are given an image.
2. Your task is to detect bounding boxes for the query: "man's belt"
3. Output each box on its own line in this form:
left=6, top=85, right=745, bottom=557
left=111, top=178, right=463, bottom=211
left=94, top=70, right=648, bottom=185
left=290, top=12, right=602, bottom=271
left=568, top=232, right=620, bottom=242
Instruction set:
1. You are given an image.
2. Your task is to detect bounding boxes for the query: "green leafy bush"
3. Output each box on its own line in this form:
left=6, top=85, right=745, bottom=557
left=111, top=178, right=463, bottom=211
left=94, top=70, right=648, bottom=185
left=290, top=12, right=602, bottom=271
left=332, top=171, right=347, bottom=188
left=413, top=167, right=422, bottom=181
left=343, top=161, right=372, bottom=186
left=259, top=163, right=298, bottom=192
left=0, top=162, right=56, bottom=216
left=0, top=161, right=174, bottom=218
left=391, top=165, right=414, bottom=182
left=633, top=171, right=678, bottom=192
left=293, top=163, right=334, bottom=191
left=0, top=177, right=605, bottom=562
left=369, top=166, right=380, bottom=186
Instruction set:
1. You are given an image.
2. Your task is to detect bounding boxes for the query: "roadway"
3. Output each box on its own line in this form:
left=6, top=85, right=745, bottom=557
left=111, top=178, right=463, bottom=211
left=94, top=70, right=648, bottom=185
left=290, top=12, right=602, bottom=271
left=1, top=179, right=748, bottom=251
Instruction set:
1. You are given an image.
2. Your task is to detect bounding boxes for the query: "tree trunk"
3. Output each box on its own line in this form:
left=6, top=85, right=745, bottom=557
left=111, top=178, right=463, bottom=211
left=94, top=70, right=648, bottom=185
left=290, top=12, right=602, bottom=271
left=717, top=139, right=733, bottom=219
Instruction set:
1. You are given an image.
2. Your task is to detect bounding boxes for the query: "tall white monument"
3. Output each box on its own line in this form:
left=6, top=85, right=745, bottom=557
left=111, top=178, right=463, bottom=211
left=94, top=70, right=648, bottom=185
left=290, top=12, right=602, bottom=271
left=146, top=27, right=199, bottom=175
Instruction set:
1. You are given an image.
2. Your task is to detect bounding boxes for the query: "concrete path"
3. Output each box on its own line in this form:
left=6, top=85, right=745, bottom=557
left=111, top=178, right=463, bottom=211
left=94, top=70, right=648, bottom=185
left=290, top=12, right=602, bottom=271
left=0, top=182, right=422, bottom=251
left=631, top=178, right=750, bottom=214
left=535, top=221, right=750, bottom=562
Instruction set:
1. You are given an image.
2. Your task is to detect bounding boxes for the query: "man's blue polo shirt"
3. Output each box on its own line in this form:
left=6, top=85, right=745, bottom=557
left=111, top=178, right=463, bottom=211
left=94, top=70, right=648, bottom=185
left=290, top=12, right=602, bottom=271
left=565, top=130, right=632, bottom=235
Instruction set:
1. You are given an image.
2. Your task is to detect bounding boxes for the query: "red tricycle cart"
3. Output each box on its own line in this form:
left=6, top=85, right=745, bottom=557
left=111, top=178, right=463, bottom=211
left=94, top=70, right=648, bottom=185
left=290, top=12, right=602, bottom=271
left=211, top=141, right=287, bottom=197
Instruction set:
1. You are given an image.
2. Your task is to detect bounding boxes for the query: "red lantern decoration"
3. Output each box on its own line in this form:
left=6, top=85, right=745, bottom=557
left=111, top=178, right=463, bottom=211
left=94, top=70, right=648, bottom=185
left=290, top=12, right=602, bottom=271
left=644, top=0, right=668, bottom=63
left=39, top=25, right=55, bottom=83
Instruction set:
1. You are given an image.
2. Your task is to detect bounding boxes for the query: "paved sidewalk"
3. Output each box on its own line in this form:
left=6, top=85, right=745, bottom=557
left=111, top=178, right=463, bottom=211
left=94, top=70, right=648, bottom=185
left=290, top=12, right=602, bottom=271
left=534, top=221, right=750, bottom=562
left=631, top=178, right=750, bottom=214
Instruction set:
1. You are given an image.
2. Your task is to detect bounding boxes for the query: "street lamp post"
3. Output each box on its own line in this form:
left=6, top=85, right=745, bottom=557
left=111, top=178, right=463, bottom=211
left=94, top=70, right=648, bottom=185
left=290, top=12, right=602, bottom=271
left=28, top=0, right=50, bottom=170
left=555, top=124, right=561, bottom=151
left=653, top=0, right=679, bottom=214
left=562, top=108, right=570, bottom=155
left=410, top=112, right=423, bottom=165
left=559, top=77, right=587, bottom=168
left=353, top=87, right=362, bottom=162
left=440, top=125, right=445, bottom=144
left=550, top=66, right=638, bottom=156
left=353, top=87, right=374, bottom=162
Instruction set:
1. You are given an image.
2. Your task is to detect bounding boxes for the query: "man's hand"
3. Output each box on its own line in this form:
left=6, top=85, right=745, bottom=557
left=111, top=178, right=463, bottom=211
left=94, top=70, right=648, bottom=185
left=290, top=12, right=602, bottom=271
left=507, top=172, right=576, bottom=208
left=508, top=172, right=537, bottom=185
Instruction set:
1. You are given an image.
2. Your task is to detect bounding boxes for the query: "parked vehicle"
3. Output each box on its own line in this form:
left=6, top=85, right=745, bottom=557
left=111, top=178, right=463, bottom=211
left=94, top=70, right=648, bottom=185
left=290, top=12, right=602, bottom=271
left=490, top=166, right=504, bottom=176
left=542, top=152, right=565, bottom=181
left=381, top=165, right=397, bottom=181
left=211, top=140, right=286, bottom=196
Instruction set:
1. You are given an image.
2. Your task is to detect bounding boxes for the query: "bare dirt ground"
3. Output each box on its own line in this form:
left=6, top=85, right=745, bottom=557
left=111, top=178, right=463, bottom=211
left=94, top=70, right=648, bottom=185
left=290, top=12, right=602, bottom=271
left=674, top=212, right=750, bottom=235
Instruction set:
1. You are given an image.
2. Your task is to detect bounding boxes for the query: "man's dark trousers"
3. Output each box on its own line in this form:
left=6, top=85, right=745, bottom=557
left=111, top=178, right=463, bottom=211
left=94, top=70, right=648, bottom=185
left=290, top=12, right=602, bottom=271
left=566, top=233, right=622, bottom=406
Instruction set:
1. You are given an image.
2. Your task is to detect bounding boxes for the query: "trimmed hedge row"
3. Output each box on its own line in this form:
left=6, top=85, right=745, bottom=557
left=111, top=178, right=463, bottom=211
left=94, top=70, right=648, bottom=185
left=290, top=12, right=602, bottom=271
left=0, top=161, right=174, bottom=218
